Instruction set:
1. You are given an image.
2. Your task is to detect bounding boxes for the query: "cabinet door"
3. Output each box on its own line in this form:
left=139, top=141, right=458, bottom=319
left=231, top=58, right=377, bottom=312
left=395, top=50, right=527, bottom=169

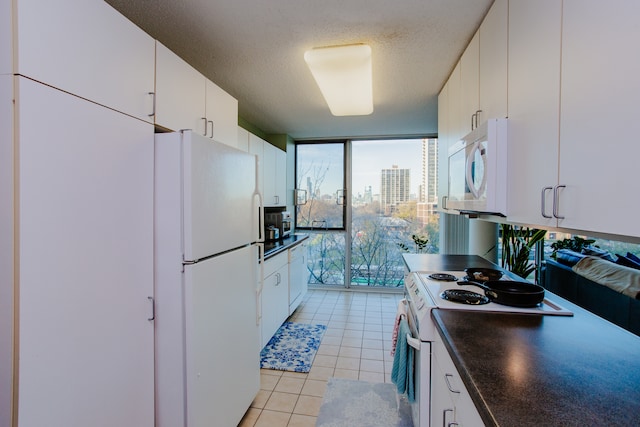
left=507, top=0, right=562, bottom=227
left=249, top=133, right=265, bottom=197
left=155, top=41, right=206, bottom=134
left=0, top=0, right=10, bottom=75
left=0, top=74, right=12, bottom=427
left=460, top=31, right=480, bottom=135
left=263, top=140, right=286, bottom=207
left=558, top=0, right=640, bottom=237
left=263, top=142, right=277, bottom=206
left=261, top=262, right=289, bottom=347
left=237, top=126, right=250, bottom=152
left=205, top=79, right=239, bottom=147
left=288, top=242, right=307, bottom=314
left=448, top=62, right=463, bottom=142
left=430, top=344, right=457, bottom=427
left=432, top=340, right=484, bottom=427
left=16, top=77, right=154, bottom=427
left=14, top=0, right=155, bottom=122
left=274, top=146, right=287, bottom=206
left=437, top=81, right=450, bottom=209
left=479, top=0, right=508, bottom=121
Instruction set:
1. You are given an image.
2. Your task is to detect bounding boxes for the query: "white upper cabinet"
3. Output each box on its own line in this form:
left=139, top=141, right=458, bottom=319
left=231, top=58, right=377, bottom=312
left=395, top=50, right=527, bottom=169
left=205, top=79, right=239, bottom=147
left=437, top=81, right=451, bottom=210
left=443, top=0, right=508, bottom=144
left=155, top=42, right=207, bottom=134
left=249, top=133, right=265, bottom=197
left=237, top=126, right=250, bottom=152
left=0, top=0, right=10, bottom=75
left=459, top=31, right=480, bottom=137
left=479, top=0, right=508, bottom=122
left=447, top=62, right=463, bottom=142
left=13, top=0, right=155, bottom=122
left=557, top=0, right=640, bottom=237
left=155, top=42, right=238, bottom=146
left=507, top=0, right=562, bottom=227
left=248, top=132, right=286, bottom=207
left=263, top=142, right=287, bottom=207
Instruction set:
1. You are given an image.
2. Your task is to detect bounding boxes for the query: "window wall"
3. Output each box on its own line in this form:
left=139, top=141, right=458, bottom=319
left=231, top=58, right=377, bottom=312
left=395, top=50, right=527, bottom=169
left=295, top=139, right=440, bottom=289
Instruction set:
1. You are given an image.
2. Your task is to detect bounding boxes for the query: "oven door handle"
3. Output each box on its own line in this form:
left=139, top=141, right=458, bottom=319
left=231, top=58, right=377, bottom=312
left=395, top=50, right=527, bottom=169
left=406, top=334, right=421, bottom=350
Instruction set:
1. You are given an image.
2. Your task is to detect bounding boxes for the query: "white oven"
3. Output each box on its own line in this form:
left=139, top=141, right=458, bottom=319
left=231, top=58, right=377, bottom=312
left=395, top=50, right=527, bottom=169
left=446, top=118, right=508, bottom=215
left=403, top=270, right=572, bottom=427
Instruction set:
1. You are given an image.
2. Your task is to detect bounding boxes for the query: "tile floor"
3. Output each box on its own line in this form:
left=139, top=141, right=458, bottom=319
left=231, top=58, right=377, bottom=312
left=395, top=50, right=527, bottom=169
left=239, top=288, right=404, bottom=427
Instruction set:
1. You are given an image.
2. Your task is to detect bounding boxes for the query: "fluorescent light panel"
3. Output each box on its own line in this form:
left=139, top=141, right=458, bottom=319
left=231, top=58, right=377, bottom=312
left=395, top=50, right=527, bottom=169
left=304, top=44, right=373, bottom=116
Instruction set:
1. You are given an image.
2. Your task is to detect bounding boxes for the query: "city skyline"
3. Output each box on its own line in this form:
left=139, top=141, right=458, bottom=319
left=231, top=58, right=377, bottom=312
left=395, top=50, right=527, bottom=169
left=296, top=139, right=431, bottom=201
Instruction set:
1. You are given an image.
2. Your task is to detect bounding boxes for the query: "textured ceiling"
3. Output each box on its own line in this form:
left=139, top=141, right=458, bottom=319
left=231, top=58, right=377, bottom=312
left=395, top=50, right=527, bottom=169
left=105, top=0, right=493, bottom=140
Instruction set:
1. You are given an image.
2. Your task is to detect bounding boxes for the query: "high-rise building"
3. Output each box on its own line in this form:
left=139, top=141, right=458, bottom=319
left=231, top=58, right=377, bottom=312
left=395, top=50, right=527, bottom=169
left=418, top=138, right=438, bottom=224
left=380, top=165, right=410, bottom=215
left=422, top=138, right=438, bottom=204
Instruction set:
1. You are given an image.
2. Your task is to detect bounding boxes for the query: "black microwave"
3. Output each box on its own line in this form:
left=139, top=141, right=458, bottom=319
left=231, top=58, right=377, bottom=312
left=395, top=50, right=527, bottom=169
left=265, top=211, right=291, bottom=238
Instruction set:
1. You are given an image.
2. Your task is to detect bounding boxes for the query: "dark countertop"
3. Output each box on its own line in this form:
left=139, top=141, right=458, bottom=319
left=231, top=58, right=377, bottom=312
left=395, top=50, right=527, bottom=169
left=404, top=253, right=640, bottom=426
left=433, top=308, right=640, bottom=426
left=402, top=253, right=499, bottom=274
left=263, top=233, right=308, bottom=260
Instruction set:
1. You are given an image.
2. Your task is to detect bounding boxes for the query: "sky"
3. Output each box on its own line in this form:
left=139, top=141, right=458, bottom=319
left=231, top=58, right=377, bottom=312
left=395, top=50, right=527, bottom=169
left=296, top=139, right=425, bottom=197
left=352, top=139, right=423, bottom=196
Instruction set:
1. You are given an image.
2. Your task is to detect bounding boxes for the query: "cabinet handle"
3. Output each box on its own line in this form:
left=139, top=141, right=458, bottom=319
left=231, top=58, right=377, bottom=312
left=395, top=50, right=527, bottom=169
left=541, top=186, right=553, bottom=218
left=443, top=409, right=454, bottom=427
left=202, top=117, right=208, bottom=136
left=295, top=189, right=308, bottom=206
left=208, top=120, right=214, bottom=139
left=448, top=423, right=459, bottom=427
left=475, top=109, right=482, bottom=129
left=444, top=373, right=460, bottom=393
left=148, top=92, right=156, bottom=118
left=275, top=195, right=279, bottom=205
left=275, top=272, right=281, bottom=286
left=471, top=113, right=475, bottom=130
left=553, top=185, right=566, bottom=219
left=442, top=195, right=448, bottom=210
left=147, top=296, right=155, bottom=321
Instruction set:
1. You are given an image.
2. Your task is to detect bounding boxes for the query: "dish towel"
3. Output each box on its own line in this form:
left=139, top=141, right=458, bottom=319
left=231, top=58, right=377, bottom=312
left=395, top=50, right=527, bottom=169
left=390, top=299, right=408, bottom=357
left=391, top=318, right=415, bottom=403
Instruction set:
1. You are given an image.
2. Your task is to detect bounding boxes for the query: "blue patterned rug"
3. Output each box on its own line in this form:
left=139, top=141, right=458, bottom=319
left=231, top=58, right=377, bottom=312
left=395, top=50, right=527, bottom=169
left=317, top=378, right=413, bottom=427
left=260, top=322, right=327, bottom=373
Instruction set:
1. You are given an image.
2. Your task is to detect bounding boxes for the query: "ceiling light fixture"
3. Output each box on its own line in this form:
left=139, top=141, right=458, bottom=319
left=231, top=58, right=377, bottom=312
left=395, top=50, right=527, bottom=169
left=304, top=44, right=373, bottom=116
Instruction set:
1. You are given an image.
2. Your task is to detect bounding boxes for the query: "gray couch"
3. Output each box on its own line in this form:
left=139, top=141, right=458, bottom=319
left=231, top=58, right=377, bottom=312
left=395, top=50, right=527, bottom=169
left=542, top=259, right=640, bottom=336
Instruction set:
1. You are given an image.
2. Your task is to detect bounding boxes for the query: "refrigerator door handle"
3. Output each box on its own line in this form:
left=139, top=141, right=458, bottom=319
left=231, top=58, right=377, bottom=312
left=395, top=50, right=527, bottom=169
left=252, top=153, right=265, bottom=244
left=256, top=242, right=264, bottom=326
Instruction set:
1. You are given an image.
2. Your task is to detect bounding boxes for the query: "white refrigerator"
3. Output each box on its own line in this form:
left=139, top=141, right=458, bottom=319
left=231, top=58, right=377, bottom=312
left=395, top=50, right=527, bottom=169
left=154, top=130, right=262, bottom=427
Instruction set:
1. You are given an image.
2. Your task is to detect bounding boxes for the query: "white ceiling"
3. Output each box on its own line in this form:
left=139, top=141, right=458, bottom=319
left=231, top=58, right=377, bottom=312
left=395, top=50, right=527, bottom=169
left=105, top=0, right=493, bottom=140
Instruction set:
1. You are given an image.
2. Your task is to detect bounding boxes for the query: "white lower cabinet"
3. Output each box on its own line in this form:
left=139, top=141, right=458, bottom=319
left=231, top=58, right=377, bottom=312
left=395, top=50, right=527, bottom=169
left=431, top=339, right=484, bottom=427
left=288, top=241, right=308, bottom=314
left=261, top=251, right=289, bottom=347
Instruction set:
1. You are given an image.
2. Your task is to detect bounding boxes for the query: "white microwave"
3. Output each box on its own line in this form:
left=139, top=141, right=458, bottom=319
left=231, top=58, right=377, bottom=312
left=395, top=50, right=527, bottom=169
left=446, top=118, right=508, bottom=215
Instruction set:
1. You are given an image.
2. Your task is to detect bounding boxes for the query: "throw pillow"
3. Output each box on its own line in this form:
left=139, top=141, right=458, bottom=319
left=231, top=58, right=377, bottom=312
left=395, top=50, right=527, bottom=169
left=615, top=254, right=640, bottom=271
left=582, top=246, right=616, bottom=262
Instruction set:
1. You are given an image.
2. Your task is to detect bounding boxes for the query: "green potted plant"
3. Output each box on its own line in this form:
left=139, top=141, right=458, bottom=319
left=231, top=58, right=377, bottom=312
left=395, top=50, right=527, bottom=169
left=550, top=236, right=596, bottom=259
left=501, top=224, right=546, bottom=279
left=397, top=234, right=430, bottom=254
